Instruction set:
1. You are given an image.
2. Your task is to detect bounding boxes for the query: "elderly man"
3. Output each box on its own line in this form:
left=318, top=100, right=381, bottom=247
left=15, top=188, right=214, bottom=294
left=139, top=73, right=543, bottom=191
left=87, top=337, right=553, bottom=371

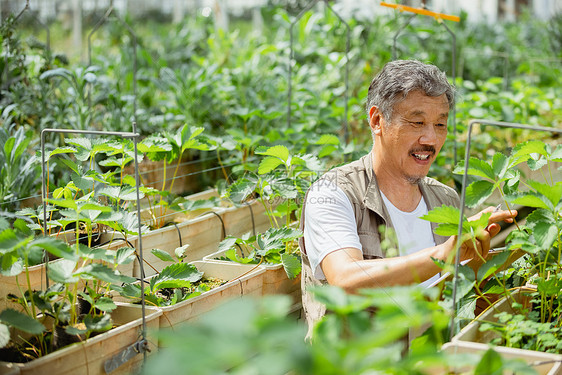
left=299, top=60, right=516, bottom=333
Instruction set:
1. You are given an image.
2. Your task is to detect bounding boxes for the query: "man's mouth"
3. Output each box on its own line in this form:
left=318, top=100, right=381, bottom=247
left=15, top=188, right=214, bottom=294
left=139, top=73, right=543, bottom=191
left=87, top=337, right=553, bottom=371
left=410, top=147, right=436, bottom=162
left=412, top=153, right=430, bottom=161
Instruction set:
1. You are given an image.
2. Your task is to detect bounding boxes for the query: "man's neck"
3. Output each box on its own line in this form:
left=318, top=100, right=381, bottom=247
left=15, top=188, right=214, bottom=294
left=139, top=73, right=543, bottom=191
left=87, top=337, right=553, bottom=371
left=371, top=152, right=422, bottom=212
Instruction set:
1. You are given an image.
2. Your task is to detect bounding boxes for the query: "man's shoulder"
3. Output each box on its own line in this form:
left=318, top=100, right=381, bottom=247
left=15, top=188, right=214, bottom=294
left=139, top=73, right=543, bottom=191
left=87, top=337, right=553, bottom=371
left=321, top=155, right=368, bottom=184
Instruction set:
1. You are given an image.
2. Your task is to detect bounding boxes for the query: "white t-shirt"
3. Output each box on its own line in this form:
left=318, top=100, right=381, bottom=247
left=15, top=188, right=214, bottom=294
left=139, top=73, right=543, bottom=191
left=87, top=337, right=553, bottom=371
left=303, top=180, right=439, bottom=287
left=303, top=180, right=361, bottom=279
left=379, top=192, right=440, bottom=288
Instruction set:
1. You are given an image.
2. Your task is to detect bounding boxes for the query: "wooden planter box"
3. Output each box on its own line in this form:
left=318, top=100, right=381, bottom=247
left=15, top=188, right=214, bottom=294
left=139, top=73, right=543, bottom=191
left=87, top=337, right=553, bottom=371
left=203, top=249, right=302, bottom=308
left=122, top=156, right=205, bottom=195
left=115, top=261, right=265, bottom=332
left=0, top=230, right=137, bottom=311
left=139, top=189, right=226, bottom=229
left=441, top=341, right=562, bottom=375
left=1, top=303, right=162, bottom=375
left=452, top=288, right=562, bottom=372
left=132, top=197, right=271, bottom=278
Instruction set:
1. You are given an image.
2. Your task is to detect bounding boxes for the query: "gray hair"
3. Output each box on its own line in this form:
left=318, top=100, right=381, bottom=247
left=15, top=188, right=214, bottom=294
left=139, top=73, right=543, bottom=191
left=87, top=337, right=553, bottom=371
left=365, top=60, right=455, bottom=122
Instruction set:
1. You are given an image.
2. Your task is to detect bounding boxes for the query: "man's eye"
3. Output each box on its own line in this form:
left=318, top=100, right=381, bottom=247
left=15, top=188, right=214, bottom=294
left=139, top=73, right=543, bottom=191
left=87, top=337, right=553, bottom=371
left=410, top=121, right=424, bottom=126
left=436, top=123, right=446, bottom=127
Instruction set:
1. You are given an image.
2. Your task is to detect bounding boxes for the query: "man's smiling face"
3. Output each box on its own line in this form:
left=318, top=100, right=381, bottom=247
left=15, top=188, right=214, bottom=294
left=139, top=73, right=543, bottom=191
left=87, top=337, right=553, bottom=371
left=374, top=90, right=449, bottom=184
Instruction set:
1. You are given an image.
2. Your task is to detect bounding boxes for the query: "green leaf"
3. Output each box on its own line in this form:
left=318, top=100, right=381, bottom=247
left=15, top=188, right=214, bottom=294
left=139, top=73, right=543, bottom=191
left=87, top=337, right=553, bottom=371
left=527, top=155, right=547, bottom=171
left=255, top=145, right=289, bottom=163
left=151, top=248, right=175, bottom=263
left=98, top=186, right=142, bottom=201
left=0, top=218, right=9, bottom=232
left=537, top=278, right=561, bottom=296
left=115, top=247, right=136, bottom=265
left=506, top=193, right=551, bottom=210
left=48, top=259, right=79, bottom=284
left=510, top=140, right=547, bottom=167
left=30, top=237, right=77, bottom=261
left=76, top=263, right=136, bottom=284
left=477, top=250, right=511, bottom=281
left=94, top=297, right=117, bottom=312
left=151, top=263, right=203, bottom=291
left=527, top=181, right=562, bottom=208
left=258, top=156, right=284, bottom=175
left=491, top=152, right=509, bottom=179
left=465, top=180, right=496, bottom=208
left=474, top=348, right=503, bottom=375
left=318, top=145, right=338, bottom=158
left=551, top=144, right=562, bottom=162
left=83, top=314, right=112, bottom=333
left=533, top=221, right=558, bottom=250
left=227, top=178, right=257, bottom=203
left=256, top=227, right=302, bottom=256
left=0, top=309, right=45, bottom=335
left=315, top=134, right=340, bottom=145
left=111, top=283, right=141, bottom=299
left=453, top=157, right=494, bottom=180
left=420, top=205, right=462, bottom=225
left=310, top=285, right=372, bottom=315
left=281, top=253, right=301, bottom=279
left=0, top=253, right=23, bottom=277
left=218, top=237, right=239, bottom=253
left=45, top=147, right=77, bottom=163
left=47, top=197, right=77, bottom=210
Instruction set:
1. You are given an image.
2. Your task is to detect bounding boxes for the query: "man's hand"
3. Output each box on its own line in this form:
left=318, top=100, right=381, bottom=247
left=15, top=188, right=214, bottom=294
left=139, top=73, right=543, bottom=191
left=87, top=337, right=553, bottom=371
left=441, top=206, right=518, bottom=265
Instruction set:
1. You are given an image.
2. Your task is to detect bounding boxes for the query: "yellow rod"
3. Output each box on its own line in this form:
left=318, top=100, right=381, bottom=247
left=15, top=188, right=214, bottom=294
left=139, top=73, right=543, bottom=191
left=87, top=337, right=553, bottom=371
left=380, top=2, right=460, bottom=22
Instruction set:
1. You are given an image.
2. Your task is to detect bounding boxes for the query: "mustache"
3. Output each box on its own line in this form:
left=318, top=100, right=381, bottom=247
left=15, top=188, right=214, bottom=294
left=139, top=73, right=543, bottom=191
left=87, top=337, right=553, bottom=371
left=409, top=146, right=436, bottom=155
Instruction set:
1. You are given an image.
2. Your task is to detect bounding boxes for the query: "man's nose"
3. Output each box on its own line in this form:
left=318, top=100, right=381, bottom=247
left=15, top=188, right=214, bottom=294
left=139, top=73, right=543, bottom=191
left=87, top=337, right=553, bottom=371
left=419, top=124, right=438, bottom=144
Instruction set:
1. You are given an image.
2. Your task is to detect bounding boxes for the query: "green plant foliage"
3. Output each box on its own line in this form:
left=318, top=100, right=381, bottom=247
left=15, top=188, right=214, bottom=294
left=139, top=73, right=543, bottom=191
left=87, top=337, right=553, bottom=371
left=0, top=218, right=133, bottom=358
left=142, top=286, right=535, bottom=374
left=0, top=127, right=39, bottom=210
left=437, top=139, right=562, bottom=352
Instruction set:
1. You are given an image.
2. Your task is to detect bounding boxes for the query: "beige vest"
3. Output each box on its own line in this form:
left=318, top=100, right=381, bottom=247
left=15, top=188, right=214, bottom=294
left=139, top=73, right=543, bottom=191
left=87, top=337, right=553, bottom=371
left=298, top=152, right=460, bottom=335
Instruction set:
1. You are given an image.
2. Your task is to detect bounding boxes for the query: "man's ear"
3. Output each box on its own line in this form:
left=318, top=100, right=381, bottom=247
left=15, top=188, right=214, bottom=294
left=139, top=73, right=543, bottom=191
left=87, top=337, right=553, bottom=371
left=369, top=106, right=383, bottom=135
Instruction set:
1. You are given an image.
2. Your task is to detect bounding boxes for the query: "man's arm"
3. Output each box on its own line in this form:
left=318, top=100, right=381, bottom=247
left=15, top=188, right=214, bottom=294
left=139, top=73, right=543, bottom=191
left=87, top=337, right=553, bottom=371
left=321, top=208, right=517, bottom=293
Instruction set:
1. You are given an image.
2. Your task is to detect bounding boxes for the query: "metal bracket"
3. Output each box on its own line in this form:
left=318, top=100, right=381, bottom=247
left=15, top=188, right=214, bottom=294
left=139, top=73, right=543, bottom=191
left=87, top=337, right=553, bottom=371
left=104, top=339, right=150, bottom=374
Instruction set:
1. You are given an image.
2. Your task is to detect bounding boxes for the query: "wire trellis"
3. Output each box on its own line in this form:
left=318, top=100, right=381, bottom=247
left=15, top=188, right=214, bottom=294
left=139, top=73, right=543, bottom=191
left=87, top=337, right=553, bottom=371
left=41, top=124, right=151, bottom=371
left=87, top=0, right=138, bottom=126
left=288, top=0, right=351, bottom=146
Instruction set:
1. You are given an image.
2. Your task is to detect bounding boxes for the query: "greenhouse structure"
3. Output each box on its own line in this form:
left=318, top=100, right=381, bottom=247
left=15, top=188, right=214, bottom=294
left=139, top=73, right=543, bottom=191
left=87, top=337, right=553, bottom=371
left=0, top=0, right=561, bottom=374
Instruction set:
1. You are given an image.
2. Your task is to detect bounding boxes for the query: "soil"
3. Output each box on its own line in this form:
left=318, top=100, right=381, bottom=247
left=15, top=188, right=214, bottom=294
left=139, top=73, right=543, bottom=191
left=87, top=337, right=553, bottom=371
left=155, top=276, right=227, bottom=302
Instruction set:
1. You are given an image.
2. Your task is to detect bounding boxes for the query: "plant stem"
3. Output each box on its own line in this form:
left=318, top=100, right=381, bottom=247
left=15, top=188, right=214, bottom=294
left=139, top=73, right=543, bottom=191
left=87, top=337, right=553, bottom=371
left=216, top=149, right=230, bottom=183
left=498, top=189, right=521, bottom=231
left=15, top=274, right=32, bottom=317
left=23, top=253, right=38, bottom=321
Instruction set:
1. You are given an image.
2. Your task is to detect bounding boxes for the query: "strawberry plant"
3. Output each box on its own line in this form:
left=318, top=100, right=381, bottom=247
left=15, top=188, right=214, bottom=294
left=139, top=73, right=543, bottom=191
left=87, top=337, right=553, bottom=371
left=112, top=246, right=222, bottom=307
left=220, top=145, right=326, bottom=278
left=0, top=217, right=135, bottom=360
left=424, top=139, right=562, bottom=353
